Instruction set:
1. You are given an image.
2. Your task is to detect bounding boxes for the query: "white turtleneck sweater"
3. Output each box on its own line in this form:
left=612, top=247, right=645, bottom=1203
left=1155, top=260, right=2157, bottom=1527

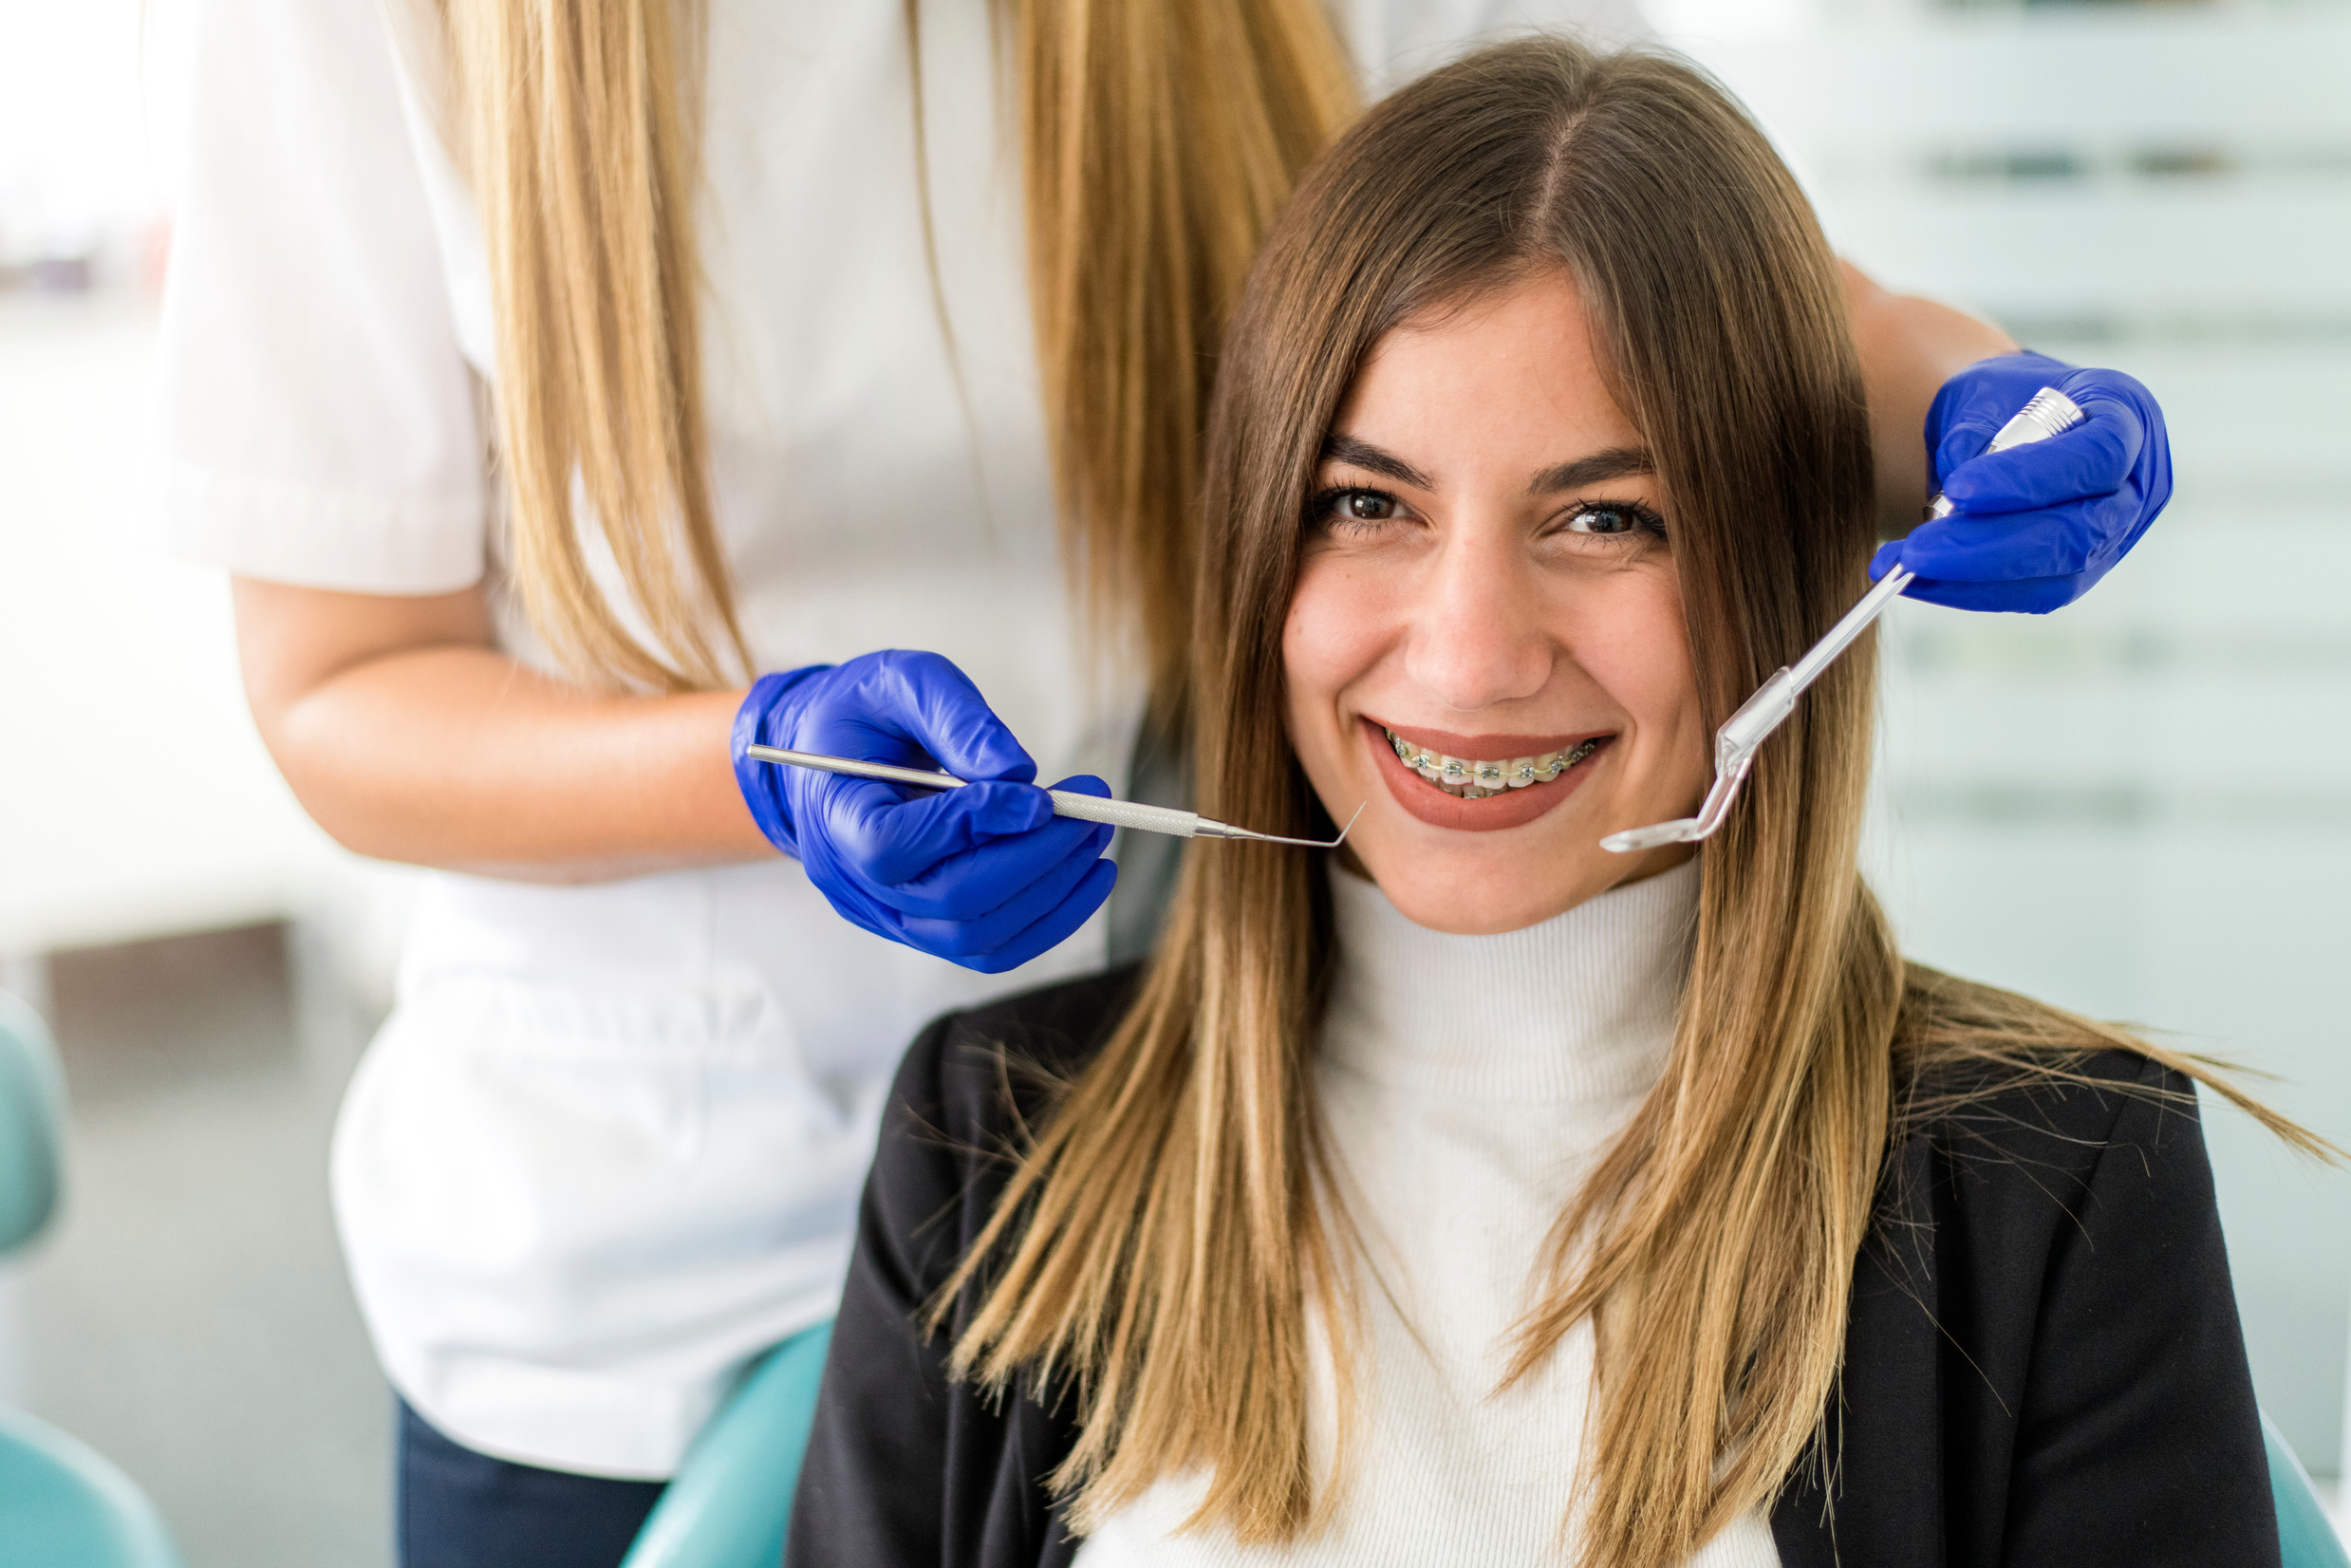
left=1071, top=861, right=1780, bottom=1568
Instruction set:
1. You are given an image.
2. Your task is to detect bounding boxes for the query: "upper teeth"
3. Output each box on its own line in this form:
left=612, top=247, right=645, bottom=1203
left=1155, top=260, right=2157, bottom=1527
left=1384, top=729, right=1600, bottom=798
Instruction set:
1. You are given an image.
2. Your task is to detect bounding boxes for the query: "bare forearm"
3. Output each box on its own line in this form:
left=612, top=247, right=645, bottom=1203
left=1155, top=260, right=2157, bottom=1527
left=234, top=580, right=771, bottom=882
left=1842, top=260, right=2019, bottom=531
left=271, top=647, right=764, bottom=879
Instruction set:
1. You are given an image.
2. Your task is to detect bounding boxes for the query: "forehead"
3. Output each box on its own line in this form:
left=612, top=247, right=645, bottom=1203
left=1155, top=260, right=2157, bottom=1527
left=1330, top=270, right=1642, bottom=467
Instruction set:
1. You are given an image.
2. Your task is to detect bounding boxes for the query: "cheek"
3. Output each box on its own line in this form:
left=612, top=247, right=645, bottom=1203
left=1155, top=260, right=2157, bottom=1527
left=1280, top=555, right=1397, bottom=740
left=1568, top=572, right=1704, bottom=756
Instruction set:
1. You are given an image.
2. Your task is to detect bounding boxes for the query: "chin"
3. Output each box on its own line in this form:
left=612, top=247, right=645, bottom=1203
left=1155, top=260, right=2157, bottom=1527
left=1375, top=878, right=1576, bottom=936
left=1347, top=827, right=1623, bottom=935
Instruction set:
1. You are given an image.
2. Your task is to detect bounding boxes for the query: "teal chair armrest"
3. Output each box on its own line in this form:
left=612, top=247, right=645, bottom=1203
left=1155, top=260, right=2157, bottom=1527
left=621, top=1322, right=832, bottom=1568
left=2267, top=1409, right=2350, bottom=1568
left=0, top=1407, right=183, bottom=1568
left=0, top=989, right=65, bottom=1256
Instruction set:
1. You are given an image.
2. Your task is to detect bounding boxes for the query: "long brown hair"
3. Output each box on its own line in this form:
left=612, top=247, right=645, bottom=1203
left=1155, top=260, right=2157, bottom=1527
left=939, top=38, right=2321, bottom=1565
left=429, top=0, right=1354, bottom=694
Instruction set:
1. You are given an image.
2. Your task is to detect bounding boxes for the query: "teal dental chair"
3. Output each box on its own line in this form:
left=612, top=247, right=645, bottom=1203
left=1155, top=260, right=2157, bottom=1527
left=618, top=1322, right=831, bottom=1568
left=627, top=1331, right=2351, bottom=1568
left=2270, top=1409, right=2351, bottom=1568
left=0, top=988, right=185, bottom=1568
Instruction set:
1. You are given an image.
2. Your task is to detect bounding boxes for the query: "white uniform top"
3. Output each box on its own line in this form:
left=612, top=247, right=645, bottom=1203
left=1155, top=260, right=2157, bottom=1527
left=140, top=0, right=1650, bottom=1480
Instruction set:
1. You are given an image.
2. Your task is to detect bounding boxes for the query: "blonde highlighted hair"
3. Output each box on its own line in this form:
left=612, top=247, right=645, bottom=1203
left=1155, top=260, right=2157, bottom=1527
left=934, top=38, right=2323, bottom=1567
left=430, top=0, right=1354, bottom=694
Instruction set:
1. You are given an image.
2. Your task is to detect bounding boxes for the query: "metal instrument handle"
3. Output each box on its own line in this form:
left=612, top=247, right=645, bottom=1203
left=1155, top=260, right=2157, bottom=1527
left=1043, top=792, right=1203, bottom=838
left=1597, top=386, right=2087, bottom=853
left=1726, top=386, right=2088, bottom=771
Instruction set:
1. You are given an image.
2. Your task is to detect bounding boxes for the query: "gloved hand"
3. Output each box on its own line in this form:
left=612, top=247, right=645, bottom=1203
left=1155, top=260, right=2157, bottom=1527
left=1869, top=352, right=2172, bottom=613
left=732, top=650, right=1116, bottom=974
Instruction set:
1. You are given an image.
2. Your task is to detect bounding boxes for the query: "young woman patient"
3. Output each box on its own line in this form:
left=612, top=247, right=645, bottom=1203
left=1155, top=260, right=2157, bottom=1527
left=787, top=37, right=2310, bottom=1568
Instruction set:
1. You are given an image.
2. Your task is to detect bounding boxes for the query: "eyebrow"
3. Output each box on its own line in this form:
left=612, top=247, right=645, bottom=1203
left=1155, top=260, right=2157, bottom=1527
left=1320, top=435, right=1433, bottom=490
left=1320, top=434, right=1654, bottom=496
left=1529, top=445, right=1654, bottom=495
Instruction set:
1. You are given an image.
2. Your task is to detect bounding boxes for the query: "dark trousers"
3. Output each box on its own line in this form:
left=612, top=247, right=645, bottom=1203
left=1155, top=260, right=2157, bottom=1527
left=397, top=1399, right=668, bottom=1568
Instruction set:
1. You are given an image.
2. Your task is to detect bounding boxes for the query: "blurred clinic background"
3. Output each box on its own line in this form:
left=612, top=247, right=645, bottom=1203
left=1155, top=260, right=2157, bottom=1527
left=2, top=1, right=2346, bottom=1563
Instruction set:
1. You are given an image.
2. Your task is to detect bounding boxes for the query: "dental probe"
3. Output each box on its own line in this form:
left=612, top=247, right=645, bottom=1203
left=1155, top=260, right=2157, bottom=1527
left=746, top=745, right=1365, bottom=848
left=1600, top=386, right=2087, bottom=855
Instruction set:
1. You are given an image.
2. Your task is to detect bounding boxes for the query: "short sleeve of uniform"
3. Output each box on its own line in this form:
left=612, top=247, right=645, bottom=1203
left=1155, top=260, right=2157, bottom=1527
left=139, top=0, right=487, bottom=593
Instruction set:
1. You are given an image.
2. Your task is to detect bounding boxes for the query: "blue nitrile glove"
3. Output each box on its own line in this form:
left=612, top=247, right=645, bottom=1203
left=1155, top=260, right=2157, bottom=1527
left=731, top=650, right=1116, bottom=975
left=1869, top=352, right=2172, bottom=613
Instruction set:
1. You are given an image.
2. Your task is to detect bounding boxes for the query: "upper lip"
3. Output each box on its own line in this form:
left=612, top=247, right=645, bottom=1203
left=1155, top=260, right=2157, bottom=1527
left=1368, top=717, right=1614, bottom=761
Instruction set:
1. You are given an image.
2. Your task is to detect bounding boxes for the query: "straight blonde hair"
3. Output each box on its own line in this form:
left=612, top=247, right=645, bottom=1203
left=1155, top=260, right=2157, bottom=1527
left=438, top=0, right=736, bottom=692
left=432, top=0, right=1354, bottom=695
left=937, top=39, right=2323, bottom=1566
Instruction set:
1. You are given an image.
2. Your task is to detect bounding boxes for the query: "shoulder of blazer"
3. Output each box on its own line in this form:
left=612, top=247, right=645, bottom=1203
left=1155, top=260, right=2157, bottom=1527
left=1882, top=1044, right=2193, bottom=1221
left=902, top=961, right=1144, bottom=1141
left=1774, top=1044, right=2254, bottom=1568
left=1858, top=1042, right=2199, bottom=1357
left=874, top=962, right=1147, bottom=1288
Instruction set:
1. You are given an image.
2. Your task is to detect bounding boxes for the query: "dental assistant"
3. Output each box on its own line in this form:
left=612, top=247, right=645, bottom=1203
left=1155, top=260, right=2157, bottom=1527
left=139, top=1, right=2172, bottom=1564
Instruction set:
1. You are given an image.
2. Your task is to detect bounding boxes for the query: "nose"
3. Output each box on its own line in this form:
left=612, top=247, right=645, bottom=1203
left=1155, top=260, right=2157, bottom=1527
left=1401, top=532, right=1556, bottom=714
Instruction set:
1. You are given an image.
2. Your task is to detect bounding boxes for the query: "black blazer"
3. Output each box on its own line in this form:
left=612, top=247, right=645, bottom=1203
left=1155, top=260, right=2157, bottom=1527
left=788, top=966, right=2280, bottom=1568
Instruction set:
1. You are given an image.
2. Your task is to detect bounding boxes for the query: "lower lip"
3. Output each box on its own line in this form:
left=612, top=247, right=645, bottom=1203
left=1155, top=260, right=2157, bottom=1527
left=1362, top=718, right=1607, bottom=833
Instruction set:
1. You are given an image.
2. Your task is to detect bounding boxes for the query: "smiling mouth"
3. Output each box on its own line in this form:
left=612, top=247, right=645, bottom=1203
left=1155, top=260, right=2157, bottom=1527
left=1381, top=726, right=1606, bottom=799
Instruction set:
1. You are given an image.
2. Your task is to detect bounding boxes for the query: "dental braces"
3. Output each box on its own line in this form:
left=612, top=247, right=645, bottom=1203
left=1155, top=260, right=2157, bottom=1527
left=1387, top=729, right=1601, bottom=798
